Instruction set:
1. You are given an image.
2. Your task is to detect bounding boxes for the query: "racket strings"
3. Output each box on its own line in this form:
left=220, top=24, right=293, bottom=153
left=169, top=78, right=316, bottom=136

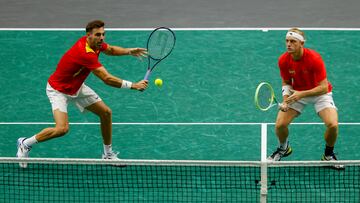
left=258, top=85, right=273, bottom=109
left=148, top=30, right=175, bottom=60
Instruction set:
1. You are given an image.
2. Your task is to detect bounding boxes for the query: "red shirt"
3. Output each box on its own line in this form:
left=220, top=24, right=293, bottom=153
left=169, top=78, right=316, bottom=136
left=48, top=36, right=108, bottom=95
left=278, top=48, right=332, bottom=92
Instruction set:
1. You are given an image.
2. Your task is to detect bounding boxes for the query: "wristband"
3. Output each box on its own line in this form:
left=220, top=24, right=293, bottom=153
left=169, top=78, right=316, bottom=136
left=282, top=85, right=292, bottom=96
left=121, top=80, right=132, bottom=89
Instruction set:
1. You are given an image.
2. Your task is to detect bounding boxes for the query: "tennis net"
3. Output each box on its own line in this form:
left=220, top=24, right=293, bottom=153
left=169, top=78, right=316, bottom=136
left=0, top=158, right=359, bottom=203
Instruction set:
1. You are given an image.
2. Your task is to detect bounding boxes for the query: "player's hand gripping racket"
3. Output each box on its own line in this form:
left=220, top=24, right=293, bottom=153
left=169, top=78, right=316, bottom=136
left=254, top=82, right=280, bottom=111
left=144, top=27, right=176, bottom=80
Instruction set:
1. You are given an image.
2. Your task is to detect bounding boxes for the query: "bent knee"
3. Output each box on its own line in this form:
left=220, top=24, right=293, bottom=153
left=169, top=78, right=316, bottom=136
left=54, top=126, right=69, bottom=136
left=275, top=122, right=288, bottom=131
left=275, top=118, right=290, bottom=130
left=100, top=107, right=112, bottom=118
left=326, top=121, right=338, bottom=130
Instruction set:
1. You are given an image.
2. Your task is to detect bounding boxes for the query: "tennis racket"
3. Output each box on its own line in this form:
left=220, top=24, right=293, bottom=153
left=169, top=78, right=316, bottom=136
left=254, top=82, right=280, bottom=111
left=144, top=27, right=176, bottom=80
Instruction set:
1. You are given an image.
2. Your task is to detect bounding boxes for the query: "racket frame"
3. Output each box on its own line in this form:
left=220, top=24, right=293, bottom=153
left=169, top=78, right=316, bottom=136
left=144, top=27, right=176, bottom=80
left=254, top=82, right=279, bottom=111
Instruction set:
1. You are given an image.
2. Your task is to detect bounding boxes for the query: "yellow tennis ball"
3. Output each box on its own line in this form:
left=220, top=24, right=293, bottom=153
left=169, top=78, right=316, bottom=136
left=155, top=78, right=163, bottom=87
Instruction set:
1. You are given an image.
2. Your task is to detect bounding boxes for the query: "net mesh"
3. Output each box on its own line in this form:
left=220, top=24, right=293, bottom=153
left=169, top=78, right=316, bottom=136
left=267, top=165, right=360, bottom=203
left=147, top=28, right=175, bottom=60
left=0, top=159, right=359, bottom=203
left=0, top=160, right=260, bottom=203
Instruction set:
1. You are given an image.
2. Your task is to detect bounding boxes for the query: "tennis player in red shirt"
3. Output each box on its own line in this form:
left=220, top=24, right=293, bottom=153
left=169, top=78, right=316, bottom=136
left=16, top=20, right=148, bottom=167
left=268, top=28, right=342, bottom=168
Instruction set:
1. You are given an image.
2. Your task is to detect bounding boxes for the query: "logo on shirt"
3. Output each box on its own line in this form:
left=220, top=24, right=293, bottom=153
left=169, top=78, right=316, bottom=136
left=289, top=69, right=295, bottom=75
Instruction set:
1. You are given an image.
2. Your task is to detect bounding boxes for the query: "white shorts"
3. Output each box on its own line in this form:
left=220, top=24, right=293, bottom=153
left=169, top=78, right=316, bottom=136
left=46, top=83, right=102, bottom=113
left=288, top=92, right=337, bottom=114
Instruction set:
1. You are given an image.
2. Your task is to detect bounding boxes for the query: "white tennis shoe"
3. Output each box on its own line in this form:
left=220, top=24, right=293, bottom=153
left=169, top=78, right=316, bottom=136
left=102, top=151, right=126, bottom=167
left=16, top=137, right=31, bottom=168
left=102, top=151, right=120, bottom=160
left=267, top=146, right=293, bottom=161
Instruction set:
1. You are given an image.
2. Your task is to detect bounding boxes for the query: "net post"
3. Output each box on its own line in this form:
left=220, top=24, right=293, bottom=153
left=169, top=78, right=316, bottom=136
left=260, top=123, right=268, bottom=203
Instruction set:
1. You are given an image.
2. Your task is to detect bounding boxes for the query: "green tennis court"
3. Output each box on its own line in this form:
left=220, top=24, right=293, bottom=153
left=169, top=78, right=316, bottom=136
left=1, top=29, right=360, bottom=160
left=1, top=29, right=360, bottom=202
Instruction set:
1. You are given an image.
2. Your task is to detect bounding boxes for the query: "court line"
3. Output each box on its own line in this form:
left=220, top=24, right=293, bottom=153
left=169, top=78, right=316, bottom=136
left=1, top=28, right=360, bottom=31
left=0, top=122, right=359, bottom=125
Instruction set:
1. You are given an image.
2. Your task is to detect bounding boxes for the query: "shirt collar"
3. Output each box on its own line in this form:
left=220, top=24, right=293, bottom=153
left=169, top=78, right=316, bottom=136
left=85, top=42, right=96, bottom=53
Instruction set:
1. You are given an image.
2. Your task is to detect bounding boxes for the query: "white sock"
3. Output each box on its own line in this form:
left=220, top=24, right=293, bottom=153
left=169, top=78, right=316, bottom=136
left=23, top=135, right=38, bottom=147
left=103, top=144, right=112, bottom=154
left=279, top=138, right=289, bottom=150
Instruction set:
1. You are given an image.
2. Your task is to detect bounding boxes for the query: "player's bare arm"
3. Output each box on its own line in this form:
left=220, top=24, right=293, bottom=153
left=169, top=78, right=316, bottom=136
left=92, top=66, right=148, bottom=91
left=104, top=45, right=147, bottom=57
left=285, top=78, right=328, bottom=104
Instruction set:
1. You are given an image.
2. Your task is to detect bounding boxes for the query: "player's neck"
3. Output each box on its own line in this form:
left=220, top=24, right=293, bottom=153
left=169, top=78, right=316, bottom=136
left=86, top=38, right=99, bottom=51
left=291, top=48, right=304, bottom=61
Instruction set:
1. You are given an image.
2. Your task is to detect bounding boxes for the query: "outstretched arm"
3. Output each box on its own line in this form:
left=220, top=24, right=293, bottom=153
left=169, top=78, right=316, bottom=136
left=92, top=66, right=148, bottom=91
left=103, top=45, right=147, bottom=58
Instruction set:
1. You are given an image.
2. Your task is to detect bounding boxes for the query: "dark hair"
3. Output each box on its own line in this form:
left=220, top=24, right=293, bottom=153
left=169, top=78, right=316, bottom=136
left=86, top=20, right=105, bottom=33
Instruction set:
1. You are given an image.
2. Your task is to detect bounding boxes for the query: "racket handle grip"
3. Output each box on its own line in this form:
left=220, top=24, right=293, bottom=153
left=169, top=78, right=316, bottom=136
left=144, top=70, right=151, bottom=80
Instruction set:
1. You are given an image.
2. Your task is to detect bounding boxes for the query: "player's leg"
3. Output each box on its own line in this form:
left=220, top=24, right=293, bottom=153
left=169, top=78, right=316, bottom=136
left=16, top=110, right=69, bottom=168
left=318, top=107, right=344, bottom=169
left=85, top=101, right=119, bottom=159
left=85, top=101, right=112, bottom=145
left=314, top=93, right=341, bottom=160
left=314, top=93, right=343, bottom=169
left=34, top=83, right=71, bottom=142
left=275, top=109, right=298, bottom=144
left=17, top=84, right=70, bottom=167
left=18, top=110, right=69, bottom=150
left=21, top=87, right=70, bottom=144
left=75, top=84, right=118, bottom=159
left=35, top=110, right=70, bottom=142
left=318, top=107, right=339, bottom=159
left=319, top=107, right=338, bottom=146
left=268, top=109, right=299, bottom=161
